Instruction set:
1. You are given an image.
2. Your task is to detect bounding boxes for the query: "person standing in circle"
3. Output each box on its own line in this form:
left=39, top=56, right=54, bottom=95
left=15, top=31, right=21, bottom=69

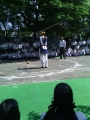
left=39, top=31, right=48, bottom=68
left=59, top=37, right=66, bottom=59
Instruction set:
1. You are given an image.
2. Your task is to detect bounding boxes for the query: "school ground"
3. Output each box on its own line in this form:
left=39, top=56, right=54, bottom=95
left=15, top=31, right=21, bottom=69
left=0, top=56, right=90, bottom=120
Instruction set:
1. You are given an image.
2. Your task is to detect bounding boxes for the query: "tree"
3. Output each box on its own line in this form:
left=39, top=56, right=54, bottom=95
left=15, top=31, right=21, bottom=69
left=0, top=0, right=89, bottom=39
left=39, top=0, right=89, bottom=37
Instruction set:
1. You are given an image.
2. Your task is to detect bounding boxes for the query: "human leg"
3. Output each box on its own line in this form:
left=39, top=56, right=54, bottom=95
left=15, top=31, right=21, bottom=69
left=45, top=54, right=48, bottom=68
left=40, top=54, right=45, bottom=68
left=60, top=47, right=63, bottom=59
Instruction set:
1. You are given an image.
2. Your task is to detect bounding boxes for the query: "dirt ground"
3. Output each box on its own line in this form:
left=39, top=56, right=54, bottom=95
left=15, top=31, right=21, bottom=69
left=0, top=56, right=90, bottom=86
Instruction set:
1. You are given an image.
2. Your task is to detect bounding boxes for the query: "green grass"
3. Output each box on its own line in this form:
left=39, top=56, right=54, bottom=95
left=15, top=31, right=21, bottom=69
left=0, top=78, right=90, bottom=120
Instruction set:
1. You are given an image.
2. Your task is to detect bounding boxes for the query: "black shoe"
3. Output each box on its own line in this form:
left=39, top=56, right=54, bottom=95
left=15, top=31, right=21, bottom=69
left=41, top=67, right=45, bottom=68
left=45, top=66, right=48, bottom=68
left=64, top=58, right=66, bottom=59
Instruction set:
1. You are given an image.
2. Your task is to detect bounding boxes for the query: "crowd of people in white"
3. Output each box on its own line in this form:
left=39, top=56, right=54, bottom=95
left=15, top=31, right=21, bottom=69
left=0, top=41, right=39, bottom=60
left=66, top=38, right=90, bottom=57
left=0, top=38, right=90, bottom=60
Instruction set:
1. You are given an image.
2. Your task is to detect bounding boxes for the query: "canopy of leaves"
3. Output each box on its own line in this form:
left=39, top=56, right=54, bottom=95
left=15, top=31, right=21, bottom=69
left=0, top=0, right=90, bottom=37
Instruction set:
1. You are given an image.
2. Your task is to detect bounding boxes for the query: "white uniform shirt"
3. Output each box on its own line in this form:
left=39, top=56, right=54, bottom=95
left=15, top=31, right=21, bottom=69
left=71, top=41, right=77, bottom=46
left=76, top=44, right=80, bottom=50
left=68, top=48, right=72, bottom=53
left=59, top=40, right=66, bottom=48
left=2, top=43, right=8, bottom=49
left=85, top=46, right=90, bottom=53
left=79, top=41, right=83, bottom=46
left=87, top=39, right=90, bottom=45
left=82, top=40, right=86, bottom=45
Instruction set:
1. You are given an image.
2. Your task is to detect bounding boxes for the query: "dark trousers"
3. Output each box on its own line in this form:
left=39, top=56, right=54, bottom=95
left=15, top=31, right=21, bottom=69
left=60, top=47, right=65, bottom=59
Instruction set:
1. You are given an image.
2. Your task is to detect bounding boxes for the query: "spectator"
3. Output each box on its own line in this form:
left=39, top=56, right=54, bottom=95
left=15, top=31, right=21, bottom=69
left=76, top=43, right=80, bottom=50
left=71, top=39, right=77, bottom=49
left=82, top=39, right=86, bottom=47
left=0, top=98, right=20, bottom=120
left=66, top=46, right=72, bottom=57
left=18, top=42, right=23, bottom=50
left=71, top=48, right=79, bottom=56
left=2, top=42, right=8, bottom=53
left=51, top=43, right=57, bottom=51
left=33, top=41, right=39, bottom=51
left=85, top=44, right=90, bottom=55
left=78, top=39, right=83, bottom=47
left=78, top=47, right=85, bottom=56
left=40, top=83, right=87, bottom=120
left=86, top=38, right=90, bottom=47
left=8, top=41, right=13, bottom=52
left=59, top=37, right=66, bottom=59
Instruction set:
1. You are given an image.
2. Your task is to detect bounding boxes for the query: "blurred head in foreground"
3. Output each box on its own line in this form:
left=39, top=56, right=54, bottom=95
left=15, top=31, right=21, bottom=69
left=43, top=83, right=77, bottom=120
left=0, top=98, right=20, bottom=120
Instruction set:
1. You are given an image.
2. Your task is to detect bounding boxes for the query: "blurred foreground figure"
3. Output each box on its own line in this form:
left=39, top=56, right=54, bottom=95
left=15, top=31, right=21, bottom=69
left=40, top=83, right=87, bottom=120
left=0, top=98, right=20, bottom=120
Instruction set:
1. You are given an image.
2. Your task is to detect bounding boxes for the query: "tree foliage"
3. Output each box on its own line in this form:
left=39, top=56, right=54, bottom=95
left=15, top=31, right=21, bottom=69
left=0, top=0, right=90, bottom=38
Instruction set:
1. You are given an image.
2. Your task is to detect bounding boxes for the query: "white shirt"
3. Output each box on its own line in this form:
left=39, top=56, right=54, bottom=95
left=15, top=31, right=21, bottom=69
left=33, top=42, right=38, bottom=48
left=2, top=43, right=8, bottom=49
left=76, top=45, right=80, bottom=50
left=68, top=48, right=72, bottom=53
left=59, top=40, right=66, bottom=48
left=85, top=46, right=90, bottom=53
left=78, top=49, right=85, bottom=55
left=79, top=41, right=83, bottom=46
left=82, top=41, right=86, bottom=45
left=87, top=39, right=90, bottom=44
left=71, top=41, right=77, bottom=46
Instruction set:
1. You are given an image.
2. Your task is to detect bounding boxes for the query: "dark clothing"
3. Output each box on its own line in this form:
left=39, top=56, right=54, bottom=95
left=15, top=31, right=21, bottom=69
left=40, top=37, right=48, bottom=54
left=60, top=47, right=65, bottom=59
left=59, top=39, right=66, bottom=59
left=52, top=113, right=78, bottom=120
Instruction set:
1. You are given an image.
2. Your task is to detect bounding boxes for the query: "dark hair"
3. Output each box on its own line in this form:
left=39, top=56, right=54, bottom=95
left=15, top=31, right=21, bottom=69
left=43, top=83, right=77, bottom=120
left=0, top=98, right=20, bottom=120
left=39, top=31, right=45, bottom=36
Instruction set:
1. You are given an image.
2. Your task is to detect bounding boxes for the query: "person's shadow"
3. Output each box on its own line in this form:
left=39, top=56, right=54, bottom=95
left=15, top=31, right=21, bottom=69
left=17, top=67, right=42, bottom=71
left=28, top=111, right=40, bottom=120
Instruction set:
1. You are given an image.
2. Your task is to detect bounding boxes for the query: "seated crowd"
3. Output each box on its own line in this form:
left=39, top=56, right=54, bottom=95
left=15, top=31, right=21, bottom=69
left=0, top=38, right=90, bottom=60
left=66, top=38, right=90, bottom=57
left=0, top=41, right=39, bottom=60
left=0, top=41, right=58, bottom=60
left=0, top=83, right=87, bottom=120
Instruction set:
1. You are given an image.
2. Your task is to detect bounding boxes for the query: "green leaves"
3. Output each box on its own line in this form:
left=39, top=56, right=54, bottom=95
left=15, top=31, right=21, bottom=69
left=0, top=0, right=90, bottom=37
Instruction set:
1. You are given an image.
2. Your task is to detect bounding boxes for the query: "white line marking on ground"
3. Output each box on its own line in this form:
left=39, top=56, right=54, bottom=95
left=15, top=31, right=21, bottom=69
left=0, top=59, right=81, bottom=80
